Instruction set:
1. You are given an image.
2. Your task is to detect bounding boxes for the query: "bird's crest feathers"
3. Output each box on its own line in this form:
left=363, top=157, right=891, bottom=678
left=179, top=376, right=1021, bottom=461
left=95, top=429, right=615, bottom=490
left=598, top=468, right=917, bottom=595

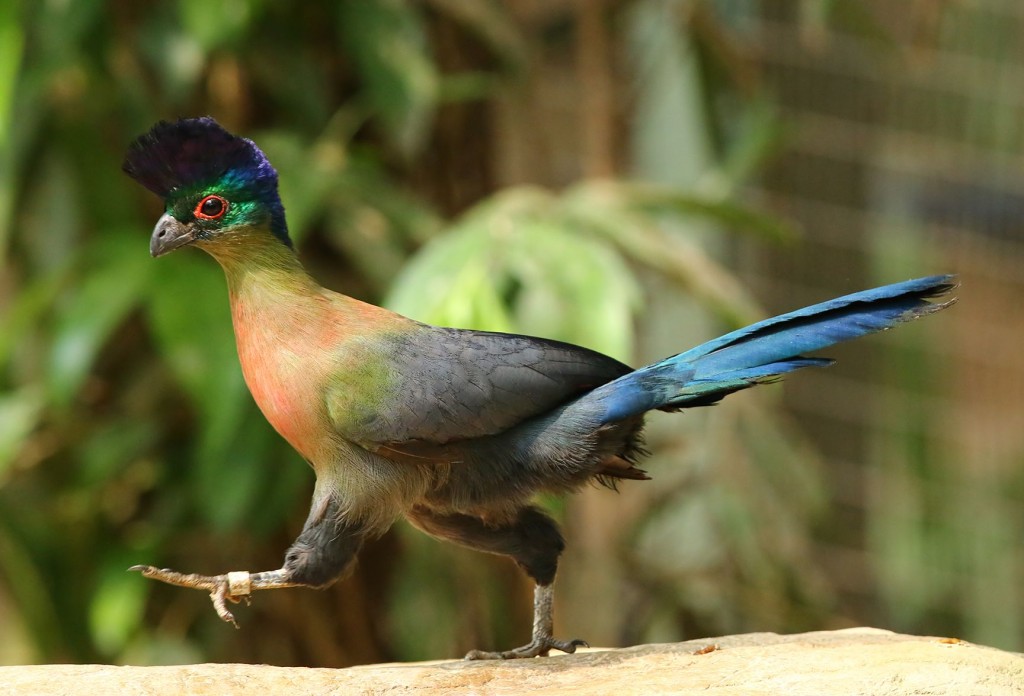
left=123, top=117, right=290, bottom=247
left=123, top=117, right=277, bottom=198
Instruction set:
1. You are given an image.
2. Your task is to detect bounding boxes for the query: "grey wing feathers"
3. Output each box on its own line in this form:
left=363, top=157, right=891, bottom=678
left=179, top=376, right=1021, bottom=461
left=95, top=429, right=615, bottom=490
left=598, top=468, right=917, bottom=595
left=336, top=328, right=631, bottom=459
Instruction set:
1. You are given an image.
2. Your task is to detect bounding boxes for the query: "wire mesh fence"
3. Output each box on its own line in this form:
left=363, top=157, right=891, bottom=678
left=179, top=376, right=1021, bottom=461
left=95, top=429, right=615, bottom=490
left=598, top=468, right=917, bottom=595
left=740, top=0, right=1024, bottom=649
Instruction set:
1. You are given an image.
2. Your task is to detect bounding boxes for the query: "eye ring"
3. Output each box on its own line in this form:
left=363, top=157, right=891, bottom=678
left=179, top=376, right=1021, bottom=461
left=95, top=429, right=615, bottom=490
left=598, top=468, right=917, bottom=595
left=194, top=195, right=228, bottom=220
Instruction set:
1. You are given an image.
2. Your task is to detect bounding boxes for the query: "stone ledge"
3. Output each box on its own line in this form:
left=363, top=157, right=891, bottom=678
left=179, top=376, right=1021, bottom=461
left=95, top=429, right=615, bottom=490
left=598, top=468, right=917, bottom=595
left=3, top=628, right=1022, bottom=695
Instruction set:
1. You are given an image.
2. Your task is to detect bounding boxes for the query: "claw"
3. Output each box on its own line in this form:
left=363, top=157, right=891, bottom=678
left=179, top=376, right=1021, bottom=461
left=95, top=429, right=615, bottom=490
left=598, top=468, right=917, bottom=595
left=129, top=565, right=244, bottom=627
left=465, top=636, right=589, bottom=660
left=130, top=564, right=295, bottom=628
left=465, top=583, right=588, bottom=659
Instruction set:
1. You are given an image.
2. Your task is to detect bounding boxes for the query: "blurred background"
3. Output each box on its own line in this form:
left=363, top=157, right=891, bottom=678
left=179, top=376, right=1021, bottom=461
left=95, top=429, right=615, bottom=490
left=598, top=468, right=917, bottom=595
left=0, top=0, right=1021, bottom=666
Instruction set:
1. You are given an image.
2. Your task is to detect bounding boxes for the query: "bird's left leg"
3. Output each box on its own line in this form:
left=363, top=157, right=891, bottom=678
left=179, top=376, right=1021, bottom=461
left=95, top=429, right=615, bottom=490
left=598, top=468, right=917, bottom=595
left=408, top=504, right=588, bottom=659
left=131, top=495, right=367, bottom=626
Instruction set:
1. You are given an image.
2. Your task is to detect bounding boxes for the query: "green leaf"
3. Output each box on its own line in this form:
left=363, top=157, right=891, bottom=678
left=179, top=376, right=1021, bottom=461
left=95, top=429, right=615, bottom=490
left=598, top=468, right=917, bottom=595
left=144, top=254, right=249, bottom=525
left=509, top=220, right=640, bottom=360
left=89, top=561, right=148, bottom=657
left=338, top=0, right=439, bottom=155
left=615, top=182, right=799, bottom=244
left=31, top=0, right=104, bottom=67
left=327, top=203, right=414, bottom=294
left=563, top=187, right=764, bottom=327
left=193, top=412, right=281, bottom=531
left=0, top=267, right=66, bottom=371
left=21, top=153, right=80, bottom=276
left=0, top=388, right=44, bottom=483
left=389, top=186, right=641, bottom=359
left=260, top=132, right=344, bottom=244
left=718, top=96, right=786, bottom=191
left=77, top=420, right=159, bottom=489
left=178, top=0, right=260, bottom=52
left=249, top=48, right=333, bottom=131
left=0, top=511, right=64, bottom=659
left=428, top=0, right=528, bottom=74
left=339, top=151, right=443, bottom=245
left=139, top=16, right=205, bottom=100
left=145, top=256, right=238, bottom=413
left=0, top=0, right=24, bottom=148
left=384, top=219, right=493, bottom=323
left=48, top=228, right=150, bottom=406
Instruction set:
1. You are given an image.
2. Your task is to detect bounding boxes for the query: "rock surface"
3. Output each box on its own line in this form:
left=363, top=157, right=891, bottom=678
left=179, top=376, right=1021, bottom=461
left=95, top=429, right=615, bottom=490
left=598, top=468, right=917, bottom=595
left=3, top=628, right=1023, bottom=695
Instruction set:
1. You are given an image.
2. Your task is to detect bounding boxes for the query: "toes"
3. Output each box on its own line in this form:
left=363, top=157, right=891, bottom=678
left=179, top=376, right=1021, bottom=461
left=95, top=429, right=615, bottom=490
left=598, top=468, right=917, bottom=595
left=551, top=638, right=589, bottom=654
left=129, top=565, right=220, bottom=591
left=464, top=636, right=589, bottom=660
left=210, top=581, right=240, bottom=627
left=129, top=565, right=243, bottom=626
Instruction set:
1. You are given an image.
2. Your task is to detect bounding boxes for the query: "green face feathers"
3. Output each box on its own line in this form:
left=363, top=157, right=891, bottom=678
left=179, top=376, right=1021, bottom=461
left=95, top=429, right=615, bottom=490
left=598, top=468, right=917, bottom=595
left=123, top=117, right=291, bottom=247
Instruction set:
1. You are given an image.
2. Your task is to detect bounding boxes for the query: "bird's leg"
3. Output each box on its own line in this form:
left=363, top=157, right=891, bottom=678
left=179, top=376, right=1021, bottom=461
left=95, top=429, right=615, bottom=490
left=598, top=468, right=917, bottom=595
left=463, top=581, right=588, bottom=660
left=128, top=566, right=297, bottom=626
left=131, top=494, right=366, bottom=626
left=407, top=505, right=588, bottom=659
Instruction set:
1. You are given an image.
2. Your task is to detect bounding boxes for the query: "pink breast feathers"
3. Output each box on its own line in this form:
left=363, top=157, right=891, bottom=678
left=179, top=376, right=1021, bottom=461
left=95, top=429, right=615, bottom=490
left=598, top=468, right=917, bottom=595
left=231, top=299, right=334, bottom=462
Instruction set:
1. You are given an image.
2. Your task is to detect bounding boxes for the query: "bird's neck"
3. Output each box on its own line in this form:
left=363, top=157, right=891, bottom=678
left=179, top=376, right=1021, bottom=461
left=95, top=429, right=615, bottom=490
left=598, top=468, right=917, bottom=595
left=199, top=229, right=337, bottom=460
left=197, top=228, right=410, bottom=463
left=199, top=228, right=320, bottom=306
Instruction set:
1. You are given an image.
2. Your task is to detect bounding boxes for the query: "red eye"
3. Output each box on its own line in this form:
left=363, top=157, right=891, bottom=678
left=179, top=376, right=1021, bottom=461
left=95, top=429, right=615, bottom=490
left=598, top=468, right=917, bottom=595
left=194, top=195, right=228, bottom=220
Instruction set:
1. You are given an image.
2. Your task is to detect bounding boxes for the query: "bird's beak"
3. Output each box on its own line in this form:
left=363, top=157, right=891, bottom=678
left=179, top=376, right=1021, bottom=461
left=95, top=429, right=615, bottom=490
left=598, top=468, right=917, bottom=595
left=150, top=213, right=195, bottom=257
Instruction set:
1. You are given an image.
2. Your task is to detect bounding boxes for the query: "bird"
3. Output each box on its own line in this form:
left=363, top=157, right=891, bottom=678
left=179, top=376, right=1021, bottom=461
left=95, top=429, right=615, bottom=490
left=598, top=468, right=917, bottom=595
left=122, top=117, right=956, bottom=660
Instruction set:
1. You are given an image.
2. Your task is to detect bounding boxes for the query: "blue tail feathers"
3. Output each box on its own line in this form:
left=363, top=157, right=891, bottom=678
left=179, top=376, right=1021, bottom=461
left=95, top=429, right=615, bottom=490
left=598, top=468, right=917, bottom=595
left=594, top=275, right=957, bottom=424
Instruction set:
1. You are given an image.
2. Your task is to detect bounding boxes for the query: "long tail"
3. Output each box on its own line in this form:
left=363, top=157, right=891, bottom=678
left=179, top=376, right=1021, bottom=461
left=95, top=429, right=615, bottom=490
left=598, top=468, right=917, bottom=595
left=592, top=275, right=957, bottom=424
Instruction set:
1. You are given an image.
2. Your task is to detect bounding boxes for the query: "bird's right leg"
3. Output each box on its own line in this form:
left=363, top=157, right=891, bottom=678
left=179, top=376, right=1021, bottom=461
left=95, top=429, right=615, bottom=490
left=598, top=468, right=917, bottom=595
left=407, top=504, right=587, bottom=659
left=132, top=494, right=367, bottom=626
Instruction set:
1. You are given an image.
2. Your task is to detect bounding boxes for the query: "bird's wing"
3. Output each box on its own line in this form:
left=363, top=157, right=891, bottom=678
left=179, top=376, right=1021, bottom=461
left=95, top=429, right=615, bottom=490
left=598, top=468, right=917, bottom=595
left=325, top=327, right=632, bottom=463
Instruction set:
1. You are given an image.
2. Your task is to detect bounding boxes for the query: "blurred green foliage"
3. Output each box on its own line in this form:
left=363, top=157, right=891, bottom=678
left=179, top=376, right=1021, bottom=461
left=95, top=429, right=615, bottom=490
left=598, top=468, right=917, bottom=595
left=0, top=0, right=994, bottom=667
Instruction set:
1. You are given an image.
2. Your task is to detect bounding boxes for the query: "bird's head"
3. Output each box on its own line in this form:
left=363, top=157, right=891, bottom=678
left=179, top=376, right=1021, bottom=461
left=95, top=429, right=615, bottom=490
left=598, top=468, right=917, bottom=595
left=123, top=117, right=291, bottom=257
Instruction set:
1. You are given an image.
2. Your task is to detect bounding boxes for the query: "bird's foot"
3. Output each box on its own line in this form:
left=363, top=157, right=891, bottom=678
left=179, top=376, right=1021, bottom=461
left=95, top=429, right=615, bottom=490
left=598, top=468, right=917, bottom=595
left=129, top=565, right=253, bottom=627
left=464, top=635, right=589, bottom=660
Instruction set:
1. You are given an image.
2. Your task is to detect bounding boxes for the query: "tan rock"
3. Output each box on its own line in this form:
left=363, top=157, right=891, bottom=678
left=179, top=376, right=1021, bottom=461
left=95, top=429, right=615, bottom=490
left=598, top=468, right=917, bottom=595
left=2, top=628, right=1022, bottom=695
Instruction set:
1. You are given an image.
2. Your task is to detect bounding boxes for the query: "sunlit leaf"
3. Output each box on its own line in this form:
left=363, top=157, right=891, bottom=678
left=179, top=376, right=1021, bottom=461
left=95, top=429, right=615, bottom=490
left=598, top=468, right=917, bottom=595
left=384, top=219, right=493, bottom=322
left=563, top=188, right=764, bottom=327
left=509, top=220, right=640, bottom=360
left=89, top=562, right=148, bottom=657
left=390, top=186, right=641, bottom=357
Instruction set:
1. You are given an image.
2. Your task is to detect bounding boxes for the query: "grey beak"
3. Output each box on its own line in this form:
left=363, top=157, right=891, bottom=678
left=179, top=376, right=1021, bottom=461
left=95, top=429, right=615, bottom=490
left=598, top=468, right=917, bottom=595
left=150, top=213, right=195, bottom=257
